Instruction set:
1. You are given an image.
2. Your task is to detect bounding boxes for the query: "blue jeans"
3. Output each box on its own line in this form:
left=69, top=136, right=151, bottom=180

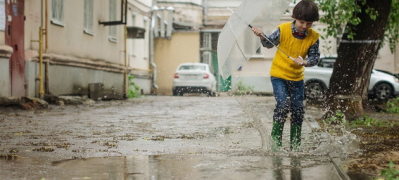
left=271, top=77, right=305, bottom=125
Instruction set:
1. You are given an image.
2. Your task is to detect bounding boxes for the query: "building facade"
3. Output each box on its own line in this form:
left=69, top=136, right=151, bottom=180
left=0, top=0, right=153, bottom=99
left=152, top=0, right=203, bottom=95
left=127, top=0, right=153, bottom=95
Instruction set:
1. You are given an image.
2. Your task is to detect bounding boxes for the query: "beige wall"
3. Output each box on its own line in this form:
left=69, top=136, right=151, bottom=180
left=374, top=43, right=399, bottom=73
left=154, top=32, right=200, bottom=94
left=0, top=31, right=4, bottom=44
left=24, top=0, right=124, bottom=65
left=22, top=0, right=128, bottom=98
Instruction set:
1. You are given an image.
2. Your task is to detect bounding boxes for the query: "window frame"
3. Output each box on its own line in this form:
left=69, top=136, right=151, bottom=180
left=51, top=0, right=64, bottom=26
left=202, top=33, right=212, bottom=50
left=108, top=0, right=117, bottom=42
left=131, top=13, right=136, bottom=55
left=83, top=0, right=94, bottom=35
left=143, top=17, right=148, bottom=59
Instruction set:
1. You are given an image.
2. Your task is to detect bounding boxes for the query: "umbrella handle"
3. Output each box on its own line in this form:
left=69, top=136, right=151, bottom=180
left=227, top=7, right=294, bottom=61
left=299, top=56, right=303, bottom=64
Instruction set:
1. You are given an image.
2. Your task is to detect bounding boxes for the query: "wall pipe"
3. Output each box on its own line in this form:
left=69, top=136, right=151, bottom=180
left=44, top=0, right=49, bottom=94
left=38, top=26, right=44, bottom=99
left=150, top=4, right=159, bottom=89
left=45, top=0, right=48, bottom=51
left=124, top=25, right=128, bottom=98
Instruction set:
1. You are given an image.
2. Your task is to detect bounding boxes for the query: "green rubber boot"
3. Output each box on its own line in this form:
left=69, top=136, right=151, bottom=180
left=290, top=124, right=302, bottom=151
left=271, top=121, right=284, bottom=151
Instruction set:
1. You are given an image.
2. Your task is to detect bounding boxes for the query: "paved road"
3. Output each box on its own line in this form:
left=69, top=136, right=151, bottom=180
left=0, top=95, right=351, bottom=179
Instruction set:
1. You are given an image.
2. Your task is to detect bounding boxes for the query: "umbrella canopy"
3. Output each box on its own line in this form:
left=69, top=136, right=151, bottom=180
left=217, top=0, right=292, bottom=80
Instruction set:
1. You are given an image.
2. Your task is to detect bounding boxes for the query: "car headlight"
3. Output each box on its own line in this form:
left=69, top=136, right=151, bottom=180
left=395, top=77, right=399, bottom=83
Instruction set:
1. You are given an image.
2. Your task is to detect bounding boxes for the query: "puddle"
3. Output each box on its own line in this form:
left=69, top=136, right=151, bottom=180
left=47, top=154, right=341, bottom=180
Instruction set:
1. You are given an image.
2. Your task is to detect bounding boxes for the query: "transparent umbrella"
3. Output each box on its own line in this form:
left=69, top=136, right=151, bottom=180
left=217, top=0, right=292, bottom=80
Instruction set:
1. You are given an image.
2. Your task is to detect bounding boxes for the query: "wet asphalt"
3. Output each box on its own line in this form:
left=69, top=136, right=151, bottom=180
left=0, top=95, right=353, bottom=180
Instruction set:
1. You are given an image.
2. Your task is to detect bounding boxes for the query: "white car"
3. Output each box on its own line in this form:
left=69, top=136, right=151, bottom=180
left=304, top=57, right=399, bottom=101
left=172, top=63, right=217, bottom=96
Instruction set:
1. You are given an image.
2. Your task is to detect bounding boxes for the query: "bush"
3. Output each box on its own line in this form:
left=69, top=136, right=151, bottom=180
left=381, top=161, right=399, bottom=180
left=386, top=98, right=399, bottom=113
left=127, top=75, right=141, bottom=98
left=235, top=81, right=254, bottom=95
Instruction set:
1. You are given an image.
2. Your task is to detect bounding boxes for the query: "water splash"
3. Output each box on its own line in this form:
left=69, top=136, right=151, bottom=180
left=236, top=95, right=360, bottom=158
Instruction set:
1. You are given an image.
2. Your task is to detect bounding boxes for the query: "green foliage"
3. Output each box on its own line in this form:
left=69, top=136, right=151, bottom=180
left=127, top=75, right=141, bottom=98
left=317, top=0, right=361, bottom=38
left=235, top=81, right=254, bottom=95
left=346, top=115, right=385, bottom=127
left=386, top=97, right=399, bottom=113
left=325, top=110, right=345, bottom=124
left=380, top=161, right=399, bottom=180
left=316, top=0, right=399, bottom=52
left=386, top=0, right=399, bottom=53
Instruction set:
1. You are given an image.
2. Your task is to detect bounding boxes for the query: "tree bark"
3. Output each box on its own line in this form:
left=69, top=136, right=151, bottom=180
left=323, top=0, right=392, bottom=120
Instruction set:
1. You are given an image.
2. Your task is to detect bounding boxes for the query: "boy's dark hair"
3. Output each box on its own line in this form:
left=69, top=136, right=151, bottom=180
left=291, top=0, right=319, bottom=22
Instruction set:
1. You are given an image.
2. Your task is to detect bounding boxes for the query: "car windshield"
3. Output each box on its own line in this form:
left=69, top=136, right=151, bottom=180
left=179, top=65, right=206, bottom=71
left=318, top=58, right=336, bottom=68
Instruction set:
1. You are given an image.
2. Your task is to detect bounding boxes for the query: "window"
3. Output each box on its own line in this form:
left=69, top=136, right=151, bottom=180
left=179, top=65, right=206, bottom=71
left=83, top=0, right=94, bottom=34
left=202, top=51, right=212, bottom=65
left=203, top=33, right=211, bottom=50
left=51, top=0, right=64, bottom=25
left=131, top=14, right=136, bottom=54
left=108, top=0, right=117, bottom=41
left=143, top=17, right=148, bottom=58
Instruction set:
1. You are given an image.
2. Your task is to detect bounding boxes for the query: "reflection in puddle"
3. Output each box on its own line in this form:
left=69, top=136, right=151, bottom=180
left=51, top=154, right=341, bottom=180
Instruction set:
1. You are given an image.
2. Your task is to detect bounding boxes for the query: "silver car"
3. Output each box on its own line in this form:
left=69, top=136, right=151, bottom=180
left=172, top=63, right=217, bottom=96
left=304, top=57, right=399, bottom=100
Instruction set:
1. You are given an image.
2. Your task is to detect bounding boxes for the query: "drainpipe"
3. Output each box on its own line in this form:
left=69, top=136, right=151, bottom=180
left=124, top=25, right=128, bottom=98
left=45, top=0, right=48, bottom=51
left=35, top=0, right=45, bottom=99
left=44, top=0, right=49, bottom=94
left=150, top=5, right=159, bottom=89
left=123, top=0, right=128, bottom=98
left=38, top=26, right=44, bottom=99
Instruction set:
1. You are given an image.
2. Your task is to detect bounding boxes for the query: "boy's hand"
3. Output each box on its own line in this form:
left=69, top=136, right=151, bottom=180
left=252, top=27, right=266, bottom=40
left=293, top=56, right=305, bottom=66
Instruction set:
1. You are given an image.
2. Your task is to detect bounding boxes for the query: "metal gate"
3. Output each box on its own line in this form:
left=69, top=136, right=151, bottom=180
left=5, top=0, right=25, bottom=97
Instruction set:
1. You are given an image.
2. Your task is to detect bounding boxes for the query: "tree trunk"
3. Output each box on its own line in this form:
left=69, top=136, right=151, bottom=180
left=323, top=0, right=392, bottom=121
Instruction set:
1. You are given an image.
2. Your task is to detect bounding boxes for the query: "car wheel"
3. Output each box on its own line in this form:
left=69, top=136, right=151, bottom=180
left=374, top=83, right=392, bottom=100
left=305, top=81, right=325, bottom=101
left=207, top=91, right=216, bottom=97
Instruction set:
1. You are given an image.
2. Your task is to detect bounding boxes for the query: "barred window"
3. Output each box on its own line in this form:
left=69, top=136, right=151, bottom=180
left=203, top=33, right=211, bottom=49
left=202, top=51, right=212, bottom=65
